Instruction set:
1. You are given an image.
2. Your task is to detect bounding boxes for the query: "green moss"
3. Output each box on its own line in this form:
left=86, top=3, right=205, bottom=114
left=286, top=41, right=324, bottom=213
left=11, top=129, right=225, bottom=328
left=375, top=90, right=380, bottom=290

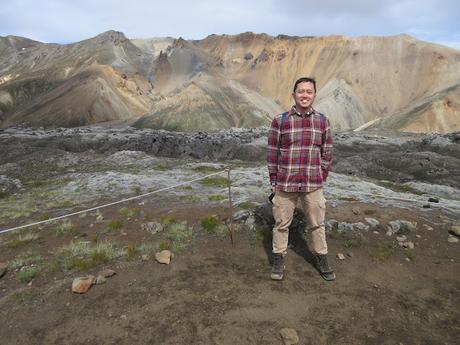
left=132, top=186, right=142, bottom=194
left=107, top=220, right=123, bottom=231
left=179, top=195, right=201, bottom=202
left=238, top=201, right=256, bottom=210
left=118, top=207, right=141, bottom=218
left=192, top=166, right=223, bottom=174
left=200, top=215, right=220, bottom=233
left=200, top=177, right=230, bottom=188
left=208, top=194, right=227, bottom=201
left=177, top=185, right=193, bottom=190
left=18, top=268, right=38, bottom=283
left=158, top=240, right=171, bottom=251
left=160, top=215, right=176, bottom=225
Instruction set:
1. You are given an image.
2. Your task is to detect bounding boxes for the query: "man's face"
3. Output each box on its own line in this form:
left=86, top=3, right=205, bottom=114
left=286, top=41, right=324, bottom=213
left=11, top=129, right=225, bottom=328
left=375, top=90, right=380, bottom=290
left=293, top=81, right=316, bottom=111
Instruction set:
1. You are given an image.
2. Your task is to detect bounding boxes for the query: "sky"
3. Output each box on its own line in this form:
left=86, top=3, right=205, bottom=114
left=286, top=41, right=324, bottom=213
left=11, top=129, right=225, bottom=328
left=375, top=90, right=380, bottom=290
left=1, top=0, right=459, bottom=49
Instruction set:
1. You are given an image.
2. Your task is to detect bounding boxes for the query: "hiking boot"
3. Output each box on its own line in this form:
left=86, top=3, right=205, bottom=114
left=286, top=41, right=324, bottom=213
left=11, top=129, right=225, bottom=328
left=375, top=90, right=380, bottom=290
left=315, top=254, right=336, bottom=281
left=270, top=253, right=285, bottom=281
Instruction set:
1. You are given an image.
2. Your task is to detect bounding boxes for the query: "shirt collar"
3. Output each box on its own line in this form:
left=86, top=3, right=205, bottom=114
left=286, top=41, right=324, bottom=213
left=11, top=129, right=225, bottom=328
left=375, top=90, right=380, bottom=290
left=288, top=105, right=316, bottom=117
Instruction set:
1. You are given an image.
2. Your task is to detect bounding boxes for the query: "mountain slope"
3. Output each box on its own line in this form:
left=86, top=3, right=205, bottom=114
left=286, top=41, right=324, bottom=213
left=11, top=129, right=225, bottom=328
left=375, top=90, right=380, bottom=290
left=0, top=31, right=459, bottom=132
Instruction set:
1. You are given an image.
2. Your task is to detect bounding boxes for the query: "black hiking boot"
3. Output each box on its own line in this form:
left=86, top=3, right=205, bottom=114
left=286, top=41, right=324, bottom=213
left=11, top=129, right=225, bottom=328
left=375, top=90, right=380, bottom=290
left=315, top=254, right=336, bottom=281
left=270, top=253, right=285, bottom=281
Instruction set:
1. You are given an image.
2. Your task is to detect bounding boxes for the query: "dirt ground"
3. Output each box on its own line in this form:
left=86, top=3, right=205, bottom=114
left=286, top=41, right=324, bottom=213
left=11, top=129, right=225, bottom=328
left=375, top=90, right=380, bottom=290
left=0, top=199, right=459, bottom=345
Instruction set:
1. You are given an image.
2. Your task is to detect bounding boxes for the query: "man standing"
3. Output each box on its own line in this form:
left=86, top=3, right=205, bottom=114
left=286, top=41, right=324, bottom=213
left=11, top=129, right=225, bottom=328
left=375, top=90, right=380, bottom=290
left=267, top=77, right=335, bottom=281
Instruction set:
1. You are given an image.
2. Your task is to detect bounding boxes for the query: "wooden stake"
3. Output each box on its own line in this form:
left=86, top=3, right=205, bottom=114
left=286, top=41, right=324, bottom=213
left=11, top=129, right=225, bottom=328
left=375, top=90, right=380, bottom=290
left=227, top=166, right=235, bottom=246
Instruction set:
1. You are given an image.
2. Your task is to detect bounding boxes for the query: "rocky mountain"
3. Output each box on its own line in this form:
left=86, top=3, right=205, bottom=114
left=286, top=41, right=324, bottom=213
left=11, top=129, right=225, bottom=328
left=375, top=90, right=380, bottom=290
left=0, top=30, right=459, bottom=132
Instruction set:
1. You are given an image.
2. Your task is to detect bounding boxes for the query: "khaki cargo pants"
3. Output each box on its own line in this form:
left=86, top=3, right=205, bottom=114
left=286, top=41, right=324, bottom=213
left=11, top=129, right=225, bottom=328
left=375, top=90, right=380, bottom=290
left=272, top=188, right=328, bottom=255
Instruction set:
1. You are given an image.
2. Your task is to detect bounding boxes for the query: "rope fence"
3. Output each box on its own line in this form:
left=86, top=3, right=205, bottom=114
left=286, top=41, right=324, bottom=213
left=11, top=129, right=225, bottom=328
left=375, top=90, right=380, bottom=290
left=0, top=168, right=458, bottom=235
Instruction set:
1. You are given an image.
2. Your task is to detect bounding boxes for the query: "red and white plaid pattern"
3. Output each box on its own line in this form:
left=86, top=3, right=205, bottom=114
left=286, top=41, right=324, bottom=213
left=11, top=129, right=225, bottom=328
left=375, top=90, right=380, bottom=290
left=267, top=106, right=333, bottom=192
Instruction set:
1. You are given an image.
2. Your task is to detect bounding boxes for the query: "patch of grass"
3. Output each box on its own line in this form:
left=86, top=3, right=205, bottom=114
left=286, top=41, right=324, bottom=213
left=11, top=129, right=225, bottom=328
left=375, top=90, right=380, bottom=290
left=208, top=194, right=227, bottom=201
left=158, top=240, right=171, bottom=251
left=238, top=201, right=256, bottom=210
left=371, top=243, right=395, bottom=262
left=53, top=241, right=124, bottom=271
left=344, top=234, right=365, bottom=248
left=160, top=215, right=176, bottom=225
left=338, top=196, right=359, bottom=202
left=177, top=185, right=193, bottom=190
left=54, top=219, right=76, bottom=236
left=166, top=221, right=194, bottom=250
left=118, top=207, right=141, bottom=218
left=179, top=195, right=201, bottom=202
left=192, top=165, right=223, bottom=174
left=125, top=244, right=137, bottom=260
left=7, top=231, right=40, bottom=249
left=107, top=220, right=123, bottom=231
left=155, top=164, right=175, bottom=171
left=138, top=243, right=157, bottom=255
left=0, top=191, right=9, bottom=199
left=200, top=215, right=220, bottom=233
left=58, top=200, right=75, bottom=207
left=10, top=290, right=40, bottom=304
left=132, top=186, right=142, bottom=194
left=18, top=268, right=38, bottom=283
left=404, top=248, right=415, bottom=261
left=8, top=251, right=42, bottom=270
left=200, top=177, right=230, bottom=188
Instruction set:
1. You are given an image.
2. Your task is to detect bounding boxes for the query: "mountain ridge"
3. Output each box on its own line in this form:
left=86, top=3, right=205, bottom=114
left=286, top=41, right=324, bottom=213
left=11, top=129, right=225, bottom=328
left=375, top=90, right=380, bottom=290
left=1, top=30, right=459, bottom=133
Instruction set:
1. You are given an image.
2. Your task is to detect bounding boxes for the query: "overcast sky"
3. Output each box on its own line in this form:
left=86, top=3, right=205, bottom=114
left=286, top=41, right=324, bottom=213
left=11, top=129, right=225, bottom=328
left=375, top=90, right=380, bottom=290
left=1, top=0, right=459, bottom=49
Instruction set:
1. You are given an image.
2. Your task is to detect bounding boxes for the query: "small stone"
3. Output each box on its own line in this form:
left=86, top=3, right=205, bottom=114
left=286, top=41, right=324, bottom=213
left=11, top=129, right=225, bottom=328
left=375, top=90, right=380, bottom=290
left=416, top=234, right=421, bottom=238
left=347, top=252, right=354, bottom=258
left=422, top=204, right=430, bottom=209
left=402, top=241, right=415, bottom=249
left=428, top=197, right=439, bottom=203
left=365, top=218, right=380, bottom=228
left=448, top=236, right=459, bottom=243
left=95, top=276, right=107, bottom=285
left=354, top=222, right=370, bottom=231
left=396, top=235, right=407, bottom=242
left=373, top=231, right=380, bottom=234
left=72, top=276, right=95, bottom=294
left=337, top=253, right=345, bottom=260
left=449, top=225, right=460, bottom=237
left=142, top=222, right=163, bottom=234
left=120, top=314, right=128, bottom=320
left=423, top=224, right=434, bottom=231
left=279, top=328, right=299, bottom=345
left=141, top=254, right=150, bottom=261
left=155, top=250, right=172, bottom=264
left=405, top=258, right=411, bottom=262
left=66, top=302, right=70, bottom=307
left=96, top=214, right=104, bottom=222
left=97, top=269, right=116, bottom=278
left=352, top=208, right=360, bottom=215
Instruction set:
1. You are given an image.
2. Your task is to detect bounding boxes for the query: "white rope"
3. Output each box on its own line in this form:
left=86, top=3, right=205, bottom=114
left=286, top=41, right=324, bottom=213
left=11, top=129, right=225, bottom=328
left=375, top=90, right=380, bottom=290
left=0, top=170, right=226, bottom=235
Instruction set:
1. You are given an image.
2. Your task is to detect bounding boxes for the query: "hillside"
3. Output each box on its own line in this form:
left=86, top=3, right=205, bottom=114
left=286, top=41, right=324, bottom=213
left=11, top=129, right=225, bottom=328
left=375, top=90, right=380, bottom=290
left=1, top=31, right=459, bottom=132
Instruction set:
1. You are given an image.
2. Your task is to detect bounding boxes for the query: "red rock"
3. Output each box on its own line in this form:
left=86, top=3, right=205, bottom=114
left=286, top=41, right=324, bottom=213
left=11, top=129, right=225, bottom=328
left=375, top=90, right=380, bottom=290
left=72, top=275, right=95, bottom=294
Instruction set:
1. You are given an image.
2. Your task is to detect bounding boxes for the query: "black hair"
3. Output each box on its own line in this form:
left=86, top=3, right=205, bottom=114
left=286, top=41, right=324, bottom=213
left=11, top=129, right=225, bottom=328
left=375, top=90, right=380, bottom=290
left=293, top=77, right=316, bottom=93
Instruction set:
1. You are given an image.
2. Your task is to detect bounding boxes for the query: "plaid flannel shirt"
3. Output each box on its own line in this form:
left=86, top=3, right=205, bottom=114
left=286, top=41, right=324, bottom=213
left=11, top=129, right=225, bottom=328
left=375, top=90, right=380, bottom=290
left=267, top=106, right=333, bottom=192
